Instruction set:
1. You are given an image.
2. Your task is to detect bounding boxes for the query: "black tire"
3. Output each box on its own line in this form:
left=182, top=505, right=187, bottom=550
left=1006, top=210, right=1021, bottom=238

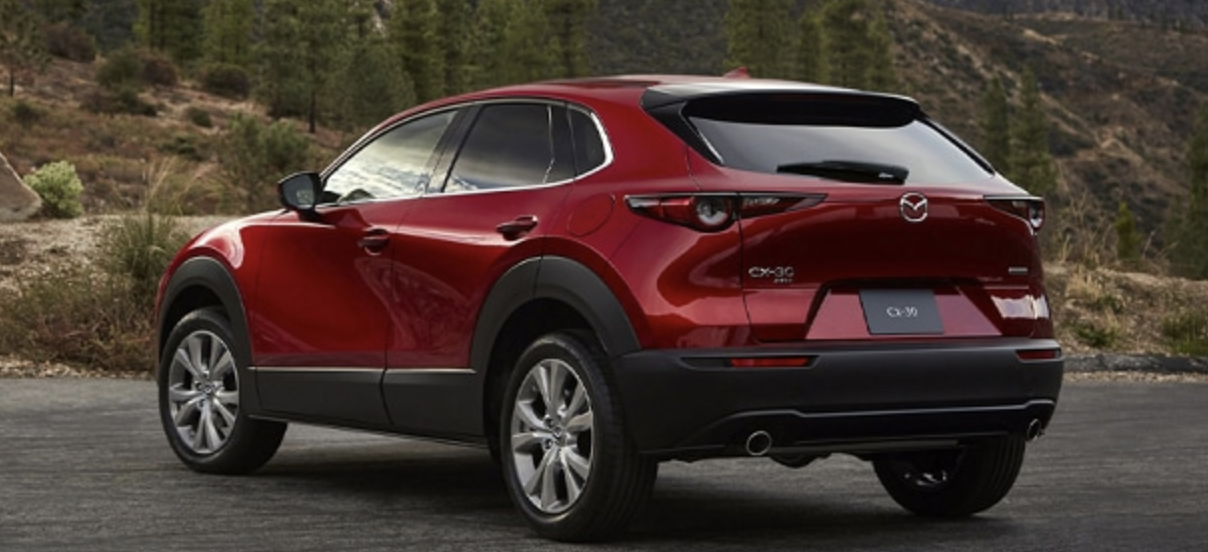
left=500, top=332, right=657, bottom=542
left=158, top=308, right=286, bottom=475
left=872, top=436, right=1027, bottom=517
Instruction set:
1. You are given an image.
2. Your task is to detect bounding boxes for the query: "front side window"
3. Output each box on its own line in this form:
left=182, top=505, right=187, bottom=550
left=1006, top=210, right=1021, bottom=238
left=323, top=111, right=456, bottom=204
left=443, top=103, right=573, bottom=194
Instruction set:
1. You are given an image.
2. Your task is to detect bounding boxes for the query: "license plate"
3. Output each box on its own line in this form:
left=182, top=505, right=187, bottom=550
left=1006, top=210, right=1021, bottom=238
left=859, top=289, right=943, bottom=335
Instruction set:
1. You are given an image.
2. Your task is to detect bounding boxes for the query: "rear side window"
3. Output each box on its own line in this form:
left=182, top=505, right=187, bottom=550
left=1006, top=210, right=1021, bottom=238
left=444, top=103, right=574, bottom=193
left=684, top=94, right=992, bottom=185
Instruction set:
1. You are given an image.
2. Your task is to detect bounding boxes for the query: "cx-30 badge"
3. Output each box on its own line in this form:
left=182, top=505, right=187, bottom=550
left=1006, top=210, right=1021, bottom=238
left=899, top=192, right=928, bottom=223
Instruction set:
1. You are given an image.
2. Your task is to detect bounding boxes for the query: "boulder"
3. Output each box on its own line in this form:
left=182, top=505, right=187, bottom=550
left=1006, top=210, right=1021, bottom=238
left=0, top=150, right=41, bottom=222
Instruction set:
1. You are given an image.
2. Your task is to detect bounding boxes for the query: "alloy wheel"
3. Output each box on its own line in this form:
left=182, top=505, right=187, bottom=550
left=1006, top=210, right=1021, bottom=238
left=166, top=330, right=240, bottom=455
left=509, top=358, right=595, bottom=514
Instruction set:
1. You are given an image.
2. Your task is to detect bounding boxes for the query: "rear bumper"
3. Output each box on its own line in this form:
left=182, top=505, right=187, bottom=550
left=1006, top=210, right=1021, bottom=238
left=611, top=338, right=1063, bottom=460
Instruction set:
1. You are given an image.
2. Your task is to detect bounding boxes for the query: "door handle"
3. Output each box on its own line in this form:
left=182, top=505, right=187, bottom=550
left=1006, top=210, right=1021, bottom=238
left=496, top=215, right=539, bottom=240
left=357, top=228, right=390, bottom=254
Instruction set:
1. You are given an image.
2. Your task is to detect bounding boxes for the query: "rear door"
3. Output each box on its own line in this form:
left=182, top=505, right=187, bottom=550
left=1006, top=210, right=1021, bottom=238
left=380, top=101, right=578, bottom=436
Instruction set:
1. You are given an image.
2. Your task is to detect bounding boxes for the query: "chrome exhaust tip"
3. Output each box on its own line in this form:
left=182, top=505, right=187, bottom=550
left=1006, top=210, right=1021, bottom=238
left=1026, top=419, right=1045, bottom=442
left=745, top=430, right=773, bottom=456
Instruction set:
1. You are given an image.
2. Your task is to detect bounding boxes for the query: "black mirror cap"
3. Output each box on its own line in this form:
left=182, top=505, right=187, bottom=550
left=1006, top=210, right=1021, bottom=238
left=277, top=172, right=322, bottom=214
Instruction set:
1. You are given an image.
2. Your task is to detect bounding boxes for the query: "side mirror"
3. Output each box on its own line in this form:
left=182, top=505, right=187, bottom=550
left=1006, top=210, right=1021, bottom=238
left=277, top=172, right=322, bottom=216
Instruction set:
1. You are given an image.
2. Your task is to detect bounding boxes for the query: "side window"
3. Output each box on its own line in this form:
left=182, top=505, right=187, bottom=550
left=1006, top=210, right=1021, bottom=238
left=444, top=103, right=573, bottom=193
left=323, top=111, right=456, bottom=204
left=569, top=108, right=607, bottom=176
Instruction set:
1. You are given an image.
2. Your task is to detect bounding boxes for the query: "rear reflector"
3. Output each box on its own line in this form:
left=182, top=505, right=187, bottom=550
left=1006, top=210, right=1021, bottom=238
left=1016, top=349, right=1061, bottom=361
left=728, top=357, right=814, bottom=368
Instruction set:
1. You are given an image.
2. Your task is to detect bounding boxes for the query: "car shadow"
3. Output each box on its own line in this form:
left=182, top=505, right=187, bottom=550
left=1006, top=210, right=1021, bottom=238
left=250, top=441, right=1026, bottom=547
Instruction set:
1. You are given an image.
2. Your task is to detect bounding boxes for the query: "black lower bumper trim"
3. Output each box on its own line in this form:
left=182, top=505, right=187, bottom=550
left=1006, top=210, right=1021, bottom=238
left=610, top=339, right=1063, bottom=459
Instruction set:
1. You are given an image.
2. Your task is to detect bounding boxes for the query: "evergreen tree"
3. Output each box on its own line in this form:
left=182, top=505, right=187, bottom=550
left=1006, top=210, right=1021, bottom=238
left=332, top=24, right=416, bottom=130
left=31, top=0, right=87, bottom=23
left=543, top=0, right=596, bottom=78
left=1008, top=68, right=1059, bottom=198
left=724, top=0, right=794, bottom=78
left=1114, top=201, right=1141, bottom=267
left=979, top=76, right=1011, bottom=171
left=202, top=0, right=255, bottom=69
left=254, top=0, right=306, bottom=120
left=473, top=0, right=553, bottom=88
left=821, top=0, right=872, bottom=88
left=0, top=0, right=49, bottom=97
left=865, top=9, right=897, bottom=92
left=389, top=0, right=445, bottom=103
left=435, top=0, right=474, bottom=94
left=797, top=8, right=825, bottom=83
left=1168, top=103, right=1208, bottom=279
left=134, top=0, right=203, bottom=65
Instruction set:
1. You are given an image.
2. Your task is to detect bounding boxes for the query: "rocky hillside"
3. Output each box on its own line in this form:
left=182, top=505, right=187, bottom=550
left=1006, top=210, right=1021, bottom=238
left=920, top=0, right=1208, bottom=28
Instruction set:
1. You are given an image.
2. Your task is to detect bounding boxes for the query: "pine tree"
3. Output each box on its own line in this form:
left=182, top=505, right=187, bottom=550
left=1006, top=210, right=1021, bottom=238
left=31, top=0, right=87, bottom=23
left=724, top=0, right=795, bottom=78
left=1168, top=103, right=1208, bottom=279
left=1114, top=201, right=1141, bottom=267
left=435, top=0, right=474, bottom=94
left=473, top=0, right=553, bottom=88
left=332, top=14, right=416, bottom=130
left=389, top=0, right=445, bottom=103
left=865, top=9, right=898, bottom=92
left=821, top=0, right=872, bottom=88
left=135, top=0, right=203, bottom=66
left=255, top=0, right=307, bottom=119
left=979, top=76, right=1011, bottom=171
left=1008, top=68, right=1059, bottom=198
left=0, top=0, right=49, bottom=97
left=797, top=9, right=825, bottom=82
left=202, top=0, right=255, bottom=69
left=543, top=0, right=596, bottom=78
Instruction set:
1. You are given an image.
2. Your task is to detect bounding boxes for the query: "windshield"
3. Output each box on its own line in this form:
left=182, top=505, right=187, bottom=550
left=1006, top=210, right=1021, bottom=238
left=685, top=95, right=993, bottom=185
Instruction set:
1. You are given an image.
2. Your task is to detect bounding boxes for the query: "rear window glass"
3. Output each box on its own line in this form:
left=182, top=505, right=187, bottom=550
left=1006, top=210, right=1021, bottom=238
left=685, top=95, right=992, bottom=185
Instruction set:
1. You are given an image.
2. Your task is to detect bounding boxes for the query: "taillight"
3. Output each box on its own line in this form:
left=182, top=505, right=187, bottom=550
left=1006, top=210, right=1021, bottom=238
left=626, top=193, right=825, bottom=232
left=988, top=196, right=1045, bottom=231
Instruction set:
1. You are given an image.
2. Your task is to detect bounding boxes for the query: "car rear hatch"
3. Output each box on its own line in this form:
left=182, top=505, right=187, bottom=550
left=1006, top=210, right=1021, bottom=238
left=645, top=86, right=1052, bottom=343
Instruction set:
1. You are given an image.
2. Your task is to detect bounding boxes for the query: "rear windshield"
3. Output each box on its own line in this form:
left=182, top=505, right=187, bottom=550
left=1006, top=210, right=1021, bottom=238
left=684, top=94, right=993, bottom=185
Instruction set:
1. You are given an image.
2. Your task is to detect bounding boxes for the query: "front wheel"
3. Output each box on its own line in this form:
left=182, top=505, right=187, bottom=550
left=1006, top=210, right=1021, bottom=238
left=872, top=435, right=1026, bottom=517
left=500, top=332, right=657, bottom=542
left=158, top=309, right=286, bottom=474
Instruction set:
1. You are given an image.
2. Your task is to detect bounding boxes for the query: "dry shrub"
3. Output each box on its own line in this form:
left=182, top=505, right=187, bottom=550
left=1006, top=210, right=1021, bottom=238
left=44, top=22, right=96, bottom=62
left=0, top=213, right=189, bottom=374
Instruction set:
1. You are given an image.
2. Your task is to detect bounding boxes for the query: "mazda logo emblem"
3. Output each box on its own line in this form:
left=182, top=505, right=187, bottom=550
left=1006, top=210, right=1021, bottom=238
left=899, top=193, right=928, bottom=223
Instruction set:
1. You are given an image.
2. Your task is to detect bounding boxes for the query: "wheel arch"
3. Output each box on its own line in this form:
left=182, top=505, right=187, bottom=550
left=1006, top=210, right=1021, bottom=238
left=157, top=256, right=259, bottom=415
left=473, top=255, right=641, bottom=440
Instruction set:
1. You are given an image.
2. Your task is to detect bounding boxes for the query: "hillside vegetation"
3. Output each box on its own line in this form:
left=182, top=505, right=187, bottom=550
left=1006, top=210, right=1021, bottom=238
left=2, top=0, right=1208, bottom=372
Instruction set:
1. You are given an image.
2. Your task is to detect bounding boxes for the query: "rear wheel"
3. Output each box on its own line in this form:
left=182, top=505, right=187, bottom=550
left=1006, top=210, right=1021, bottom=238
left=872, top=436, right=1026, bottom=517
left=158, top=309, right=285, bottom=474
left=500, top=332, right=657, bottom=542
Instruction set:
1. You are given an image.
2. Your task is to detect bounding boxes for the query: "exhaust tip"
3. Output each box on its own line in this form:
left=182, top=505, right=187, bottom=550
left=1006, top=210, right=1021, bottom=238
left=745, top=430, right=773, bottom=456
left=1026, top=419, right=1044, bottom=442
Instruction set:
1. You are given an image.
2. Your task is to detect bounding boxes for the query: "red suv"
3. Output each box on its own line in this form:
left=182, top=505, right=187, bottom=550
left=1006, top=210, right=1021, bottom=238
left=156, top=75, right=1063, bottom=542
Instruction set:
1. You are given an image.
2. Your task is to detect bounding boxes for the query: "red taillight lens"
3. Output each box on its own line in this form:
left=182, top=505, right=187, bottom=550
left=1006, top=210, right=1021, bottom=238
left=988, top=196, right=1045, bottom=231
left=626, top=193, right=825, bottom=232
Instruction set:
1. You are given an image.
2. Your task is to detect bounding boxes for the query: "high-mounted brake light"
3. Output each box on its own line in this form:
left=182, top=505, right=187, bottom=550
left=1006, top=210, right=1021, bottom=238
left=626, top=193, right=825, bottom=232
left=987, top=196, right=1045, bottom=231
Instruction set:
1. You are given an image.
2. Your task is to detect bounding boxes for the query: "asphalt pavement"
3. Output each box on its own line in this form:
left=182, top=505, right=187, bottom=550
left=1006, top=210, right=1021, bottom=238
left=1, top=378, right=1205, bottom=551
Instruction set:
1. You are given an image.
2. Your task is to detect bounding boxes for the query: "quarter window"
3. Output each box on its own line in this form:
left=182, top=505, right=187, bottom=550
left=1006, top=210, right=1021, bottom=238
left=323, top=110, right=456, bottom=204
